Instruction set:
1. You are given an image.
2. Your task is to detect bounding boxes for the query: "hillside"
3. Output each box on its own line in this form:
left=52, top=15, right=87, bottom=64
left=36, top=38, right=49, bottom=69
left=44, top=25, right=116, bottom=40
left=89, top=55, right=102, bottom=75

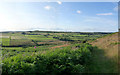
left=88, top=32, right=119, bottom=73
left=89, top=32, right=119, bottom=58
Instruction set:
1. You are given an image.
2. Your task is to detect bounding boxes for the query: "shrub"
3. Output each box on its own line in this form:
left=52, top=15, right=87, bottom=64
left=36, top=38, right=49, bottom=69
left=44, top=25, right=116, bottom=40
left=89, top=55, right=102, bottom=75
left=2, top=44, right=94, bottom=74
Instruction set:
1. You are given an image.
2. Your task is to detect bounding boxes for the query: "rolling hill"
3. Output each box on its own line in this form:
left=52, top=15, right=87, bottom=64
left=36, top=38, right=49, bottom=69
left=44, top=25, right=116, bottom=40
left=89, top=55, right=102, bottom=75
left=88, top=32, right=119, bottom=73
left=89, top=32, right=119, bottom=58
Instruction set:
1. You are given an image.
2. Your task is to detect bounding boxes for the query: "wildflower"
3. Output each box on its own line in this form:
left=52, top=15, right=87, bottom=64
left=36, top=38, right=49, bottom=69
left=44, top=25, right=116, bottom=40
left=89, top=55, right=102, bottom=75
left=34, top=46, right=37, bottom=48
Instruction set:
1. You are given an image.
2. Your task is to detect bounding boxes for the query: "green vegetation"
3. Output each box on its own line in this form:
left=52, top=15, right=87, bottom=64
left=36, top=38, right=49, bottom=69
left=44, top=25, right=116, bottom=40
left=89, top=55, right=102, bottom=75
left=110, top=42, right=120, bottom=45
left=2, top=43, right=94, bottom=74
left=1, top=31, right=116, bottom=74
left=2, top=38, right=10, bottom=46
left=87, top=47, right=118, bottom=73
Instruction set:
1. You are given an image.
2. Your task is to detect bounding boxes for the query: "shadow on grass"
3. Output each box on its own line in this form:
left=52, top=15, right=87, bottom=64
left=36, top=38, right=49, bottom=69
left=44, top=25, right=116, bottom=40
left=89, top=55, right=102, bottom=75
left=86, top=46, right=118, bottom=73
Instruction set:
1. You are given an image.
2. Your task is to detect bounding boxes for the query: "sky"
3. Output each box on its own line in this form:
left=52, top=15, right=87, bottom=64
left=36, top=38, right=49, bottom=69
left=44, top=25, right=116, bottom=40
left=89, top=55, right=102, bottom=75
left=0, top=2, right=118, bottom=32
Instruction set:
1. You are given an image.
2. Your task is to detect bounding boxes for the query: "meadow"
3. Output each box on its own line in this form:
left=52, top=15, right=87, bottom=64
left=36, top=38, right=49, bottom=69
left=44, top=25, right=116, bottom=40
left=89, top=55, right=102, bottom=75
left=1, top=31, right=117, bottom=74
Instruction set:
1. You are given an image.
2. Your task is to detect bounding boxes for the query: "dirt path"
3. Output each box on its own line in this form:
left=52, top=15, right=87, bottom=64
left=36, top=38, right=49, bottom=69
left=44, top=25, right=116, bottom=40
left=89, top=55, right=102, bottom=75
left=87, top=33, right=119, bottom=73
left=87, top=48, right=118, bottom=73
left=51, top=44, right=69, bottom=49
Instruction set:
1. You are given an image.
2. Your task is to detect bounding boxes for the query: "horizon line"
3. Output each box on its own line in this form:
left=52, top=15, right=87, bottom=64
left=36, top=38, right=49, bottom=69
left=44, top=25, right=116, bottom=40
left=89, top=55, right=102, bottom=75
left=0, top=30, right=117, bottom=33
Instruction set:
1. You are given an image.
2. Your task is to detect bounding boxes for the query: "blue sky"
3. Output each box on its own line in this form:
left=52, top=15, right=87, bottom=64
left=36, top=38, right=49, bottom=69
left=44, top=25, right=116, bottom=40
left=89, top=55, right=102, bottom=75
left=0, top=2, right=118, bottom=32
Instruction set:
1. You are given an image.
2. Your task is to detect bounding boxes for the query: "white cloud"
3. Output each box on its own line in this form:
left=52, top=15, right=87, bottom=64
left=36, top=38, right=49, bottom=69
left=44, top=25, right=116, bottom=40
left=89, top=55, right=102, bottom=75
left=113, top=6, right=118, bottom=11
left=44, top=6, right=51, bottom=10
left=96, top=13, right=113, bottom=16
left=77, top=10, right=81, bottom=14
left=57, top=1, right=62, bottom=5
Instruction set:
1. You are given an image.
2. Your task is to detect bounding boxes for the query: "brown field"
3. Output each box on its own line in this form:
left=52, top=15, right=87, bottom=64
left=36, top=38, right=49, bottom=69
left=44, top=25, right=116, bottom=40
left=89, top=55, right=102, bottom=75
left=51, top=44, right=69, bottom=49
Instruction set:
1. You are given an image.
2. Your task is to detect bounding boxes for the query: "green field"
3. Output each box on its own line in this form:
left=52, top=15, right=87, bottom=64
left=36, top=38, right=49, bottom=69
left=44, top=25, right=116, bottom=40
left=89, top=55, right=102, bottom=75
left=1, top=31, right=116, bottom=74
left=2, top=38, right=10, bottom=46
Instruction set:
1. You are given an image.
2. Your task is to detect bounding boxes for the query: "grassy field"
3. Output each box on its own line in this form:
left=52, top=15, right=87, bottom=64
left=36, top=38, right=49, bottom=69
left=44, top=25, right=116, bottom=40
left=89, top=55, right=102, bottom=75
left=0, top=31, right=118, bottom=74
left=2, top=38, right=10, bottom=46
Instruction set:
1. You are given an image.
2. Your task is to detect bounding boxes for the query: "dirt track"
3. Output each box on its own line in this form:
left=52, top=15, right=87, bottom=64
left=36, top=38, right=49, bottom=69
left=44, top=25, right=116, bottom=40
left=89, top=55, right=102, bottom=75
left=88, top=32, right=119, bottom=73
left=51, top=44, right=69, bottom=49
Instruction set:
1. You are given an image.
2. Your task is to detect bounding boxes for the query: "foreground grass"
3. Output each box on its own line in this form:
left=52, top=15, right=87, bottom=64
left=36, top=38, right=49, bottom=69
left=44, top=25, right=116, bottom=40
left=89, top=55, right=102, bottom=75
left=87, top=47, right=118, bottom=73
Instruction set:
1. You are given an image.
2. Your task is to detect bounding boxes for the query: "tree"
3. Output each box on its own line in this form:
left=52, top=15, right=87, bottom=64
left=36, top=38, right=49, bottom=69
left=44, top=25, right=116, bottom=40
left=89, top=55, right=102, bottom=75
left=21, top=32, right=26, bottom=35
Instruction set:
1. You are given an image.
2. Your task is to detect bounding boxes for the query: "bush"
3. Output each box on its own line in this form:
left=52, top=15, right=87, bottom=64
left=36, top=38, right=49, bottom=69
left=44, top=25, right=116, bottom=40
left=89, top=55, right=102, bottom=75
left=2, top=44, right=94, bottom=74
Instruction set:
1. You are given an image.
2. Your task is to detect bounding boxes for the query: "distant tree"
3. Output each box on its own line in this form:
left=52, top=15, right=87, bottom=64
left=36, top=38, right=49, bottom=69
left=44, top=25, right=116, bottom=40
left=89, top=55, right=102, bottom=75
left=28, top=31, right=32, bottom=33
left=21, top=32, right=26, bottom=35
left=83, top=40, right=87, bottom=43
left=34, top=30, right=39, bottom=32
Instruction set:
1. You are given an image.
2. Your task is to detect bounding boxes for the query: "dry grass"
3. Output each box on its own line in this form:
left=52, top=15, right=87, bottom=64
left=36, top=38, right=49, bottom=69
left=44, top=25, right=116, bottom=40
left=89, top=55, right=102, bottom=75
left=89, top=32, right=118, bottom=58
left=87, top=32, right=119, bottom=73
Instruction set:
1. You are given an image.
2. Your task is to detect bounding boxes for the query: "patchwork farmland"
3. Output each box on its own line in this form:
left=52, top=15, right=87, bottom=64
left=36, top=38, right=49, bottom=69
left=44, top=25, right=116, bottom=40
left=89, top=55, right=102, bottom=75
left=0, top=31, right=118, bottom=74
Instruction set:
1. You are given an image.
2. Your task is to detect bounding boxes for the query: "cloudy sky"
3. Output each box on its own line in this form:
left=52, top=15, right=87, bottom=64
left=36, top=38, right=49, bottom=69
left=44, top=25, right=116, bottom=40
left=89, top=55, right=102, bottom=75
left=0, top=2, right=118, bottom=32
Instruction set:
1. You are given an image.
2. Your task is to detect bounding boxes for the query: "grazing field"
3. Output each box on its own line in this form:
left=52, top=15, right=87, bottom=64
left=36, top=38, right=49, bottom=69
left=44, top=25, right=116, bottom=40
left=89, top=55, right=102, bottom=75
left=2, top=38, right=10, bottom=46
left=10, top=39, right=35, bottom=46
left=1, top=31, right=118, bottom=74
